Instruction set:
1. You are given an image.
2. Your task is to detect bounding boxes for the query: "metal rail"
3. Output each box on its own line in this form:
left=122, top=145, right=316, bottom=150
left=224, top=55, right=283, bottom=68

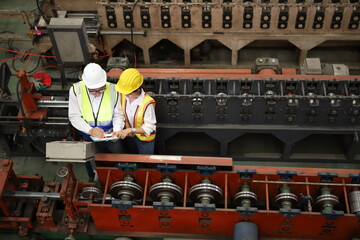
left=4, top=190, right=114, bottom=201
left=253, top=180, right=360, bottom=187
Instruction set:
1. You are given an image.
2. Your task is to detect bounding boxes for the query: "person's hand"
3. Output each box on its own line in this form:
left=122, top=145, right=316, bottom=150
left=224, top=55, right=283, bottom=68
left=113, top=128, right=133, bottom=139
left=88, top=127, right=105, bottom=138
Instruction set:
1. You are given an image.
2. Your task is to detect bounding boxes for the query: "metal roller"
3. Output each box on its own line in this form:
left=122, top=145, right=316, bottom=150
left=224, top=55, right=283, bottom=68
left=149, top=177, right=183, bottom=203
left=316, top=187, right=339, bottom=211
left=110, top=176, right=143, bottom=201
left=274, top=185, right=298, bottom=209
left=81, top=187, right=103, bottom=199
left=349, top=190, right=360, bottom=214
left=234, top=183, right=257, bottom=207
left=189, top=178, right=223, bottom=204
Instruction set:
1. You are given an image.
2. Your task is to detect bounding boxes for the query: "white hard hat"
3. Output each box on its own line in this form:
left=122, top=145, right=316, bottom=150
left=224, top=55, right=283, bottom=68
left=81, top=63, right=107, bottom=89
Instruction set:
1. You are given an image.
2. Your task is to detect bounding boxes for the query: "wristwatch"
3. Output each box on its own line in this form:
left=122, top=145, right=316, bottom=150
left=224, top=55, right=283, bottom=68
left=131, top=128, right=136, bottom=134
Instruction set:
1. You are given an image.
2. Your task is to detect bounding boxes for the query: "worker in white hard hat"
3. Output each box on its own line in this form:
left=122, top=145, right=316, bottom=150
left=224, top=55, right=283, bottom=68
left=113, top=68, right=157, bottom=154
left=68, top=63, right=124, bottom=153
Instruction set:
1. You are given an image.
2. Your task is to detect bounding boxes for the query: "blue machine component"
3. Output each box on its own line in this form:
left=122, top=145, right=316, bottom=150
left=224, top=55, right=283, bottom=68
left=117, top=163, right=138, bottom=172
left=349, top=173, right=360, bottom=184
left=111, top=200, right=133, bottom=209
left=153, top=201, right=174, bottom=211
left=196, top=165, right=217, bottom=175
left=321, top=210, right=344, bottom=221
left=277, top=170, right=297, bottom=181
left=194, top=203, right=216, bottom=212
left=236, top=206, right=258, bottom=217
left=279, top=208, right=301, bottom=219
left=318, top=172, right=338, bottom=182
left=237, top=169, right=257, bottom=180
left=156, top=164, right=177, bottom=174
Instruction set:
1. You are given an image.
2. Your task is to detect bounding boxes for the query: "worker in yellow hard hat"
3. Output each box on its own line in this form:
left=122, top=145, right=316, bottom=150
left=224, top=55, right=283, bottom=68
left=68, top=63, right=125, bottom=153
left=113, top=68, right=157, bottom=154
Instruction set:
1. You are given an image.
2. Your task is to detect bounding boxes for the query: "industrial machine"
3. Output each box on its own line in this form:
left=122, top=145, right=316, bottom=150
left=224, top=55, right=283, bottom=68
left=1, top=59, right=359, bottom=162
left=1, top=154, right=360, bottom=239
left=0, top=0, right=359, bottom=161
left=27, top=0, right=360, bottom=70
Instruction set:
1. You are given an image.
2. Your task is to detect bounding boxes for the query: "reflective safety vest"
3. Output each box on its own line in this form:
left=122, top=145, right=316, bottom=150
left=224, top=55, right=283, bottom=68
left=121, top=93, right=156, bottom=142
left=73, top=81, right=119, bottom=140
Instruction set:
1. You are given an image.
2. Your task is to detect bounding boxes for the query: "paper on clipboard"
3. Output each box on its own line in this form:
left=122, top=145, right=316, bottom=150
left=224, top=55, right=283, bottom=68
left=90, top=133, right=119, bottom=142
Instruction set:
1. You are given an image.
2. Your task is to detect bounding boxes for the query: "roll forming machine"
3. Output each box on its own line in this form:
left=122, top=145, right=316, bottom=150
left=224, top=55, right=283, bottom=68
left=1, top=155, right=360, bottom=239
left=1, top=59, right=359, bottom=163
left=20, top=0, right=360, bottom=70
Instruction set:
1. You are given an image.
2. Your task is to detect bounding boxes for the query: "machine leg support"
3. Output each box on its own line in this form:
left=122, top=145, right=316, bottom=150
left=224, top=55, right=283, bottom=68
left=233, top=222, right=258, bottom=240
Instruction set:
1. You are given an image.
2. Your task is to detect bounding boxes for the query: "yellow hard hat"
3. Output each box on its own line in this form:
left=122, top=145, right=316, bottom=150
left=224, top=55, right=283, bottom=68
left=115, top=68, right=144, bottom=94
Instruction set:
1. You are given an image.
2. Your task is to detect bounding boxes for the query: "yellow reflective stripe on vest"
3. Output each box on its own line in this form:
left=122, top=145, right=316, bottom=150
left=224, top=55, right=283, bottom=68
left=121, top=93, right=156, bottom=142
left=73, top=81, right=113, bottom=125
left=135, top=94, right=156, bottom=141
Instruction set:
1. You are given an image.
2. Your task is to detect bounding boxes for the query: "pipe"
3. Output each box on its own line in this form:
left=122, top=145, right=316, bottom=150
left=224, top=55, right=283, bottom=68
left=4, top=190, right=114, bottom=201
left=233, top=222, right=258, bottom=240
left=86, top=30, right=147, bottom=37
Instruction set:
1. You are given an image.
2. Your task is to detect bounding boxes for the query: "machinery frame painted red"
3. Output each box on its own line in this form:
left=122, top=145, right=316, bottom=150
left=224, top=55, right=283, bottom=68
left=89, top=154, right=360, bottom=240
left=1, top=156, right=360, bottom=239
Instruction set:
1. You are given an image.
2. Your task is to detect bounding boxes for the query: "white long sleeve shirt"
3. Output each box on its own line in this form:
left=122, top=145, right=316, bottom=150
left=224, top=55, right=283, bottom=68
left=125, top=89, right=156, bottom=137
left=68, top=85, right=125, bottom=134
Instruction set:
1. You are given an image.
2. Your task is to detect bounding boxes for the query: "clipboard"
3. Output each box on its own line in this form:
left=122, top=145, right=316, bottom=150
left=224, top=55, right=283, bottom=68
left=90, top=133, right=119, bottom=142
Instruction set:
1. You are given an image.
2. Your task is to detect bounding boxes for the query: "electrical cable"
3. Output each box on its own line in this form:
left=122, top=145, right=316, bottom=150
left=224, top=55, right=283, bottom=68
left=122, top=41, right=137, bottom=67
left=133, top=50, right=137, bottom=68
left=98, top=35, right=106, bottom=56
left=25, top=55, right=41, bottom=74
left=28, top=65, right=59, bottom=76
left=23, top=51, right=34, bottom=71
left=98, top=50, right=115, bottom=59
left=0, top=31, right=15, bottom=34
left=130, top=0, right=139, bottom=45
left=0, top=54, right=24, bottom=62
left=0, top=47, right=56, bottom=58
left=7, top=40, right=39, bottom=72
left=7, top=37, right=21, bottom=71
left=36, top=0, right=50, bottom=24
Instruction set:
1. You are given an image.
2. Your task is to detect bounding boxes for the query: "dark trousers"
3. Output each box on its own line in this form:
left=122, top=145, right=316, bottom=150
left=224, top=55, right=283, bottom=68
left=94, top=140, right=123, bottom=153
left=125, top=137, right=155, bottom=155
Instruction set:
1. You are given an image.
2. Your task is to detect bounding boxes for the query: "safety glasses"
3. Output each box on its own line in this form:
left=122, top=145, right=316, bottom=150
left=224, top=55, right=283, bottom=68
left=88, top=86, right=106, bottom=94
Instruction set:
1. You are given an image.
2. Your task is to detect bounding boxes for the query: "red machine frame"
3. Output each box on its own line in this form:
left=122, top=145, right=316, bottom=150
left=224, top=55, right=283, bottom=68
left=89, top=154, right=360, bottom=239
left=1, top=156, right=360, bottom=239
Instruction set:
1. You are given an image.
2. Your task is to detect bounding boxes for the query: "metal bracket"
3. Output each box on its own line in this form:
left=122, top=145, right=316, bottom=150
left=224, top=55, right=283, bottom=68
left=279, top=208, right=301, bottom=219
left=321, top=210, right=344, bottom=221
left=153, top=201, right=174, bottom=211
left=111, top=200, right=133, bottom=209
left=349, top=173, right=360, bottom=184
left=236, top=206, right=258, bottom=217
left=117, top=163, right=138, bottom=172
left=277, top=170, right=297, bottom=181
left=196, top=166, right=216, bottom=175
left=156, top=164, right=177, bottom=174
left=237, top=169, right=257, bottom=180
left=194, top=203, right=216, bottom=212
left=318, top=172, right=338, bottom=183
